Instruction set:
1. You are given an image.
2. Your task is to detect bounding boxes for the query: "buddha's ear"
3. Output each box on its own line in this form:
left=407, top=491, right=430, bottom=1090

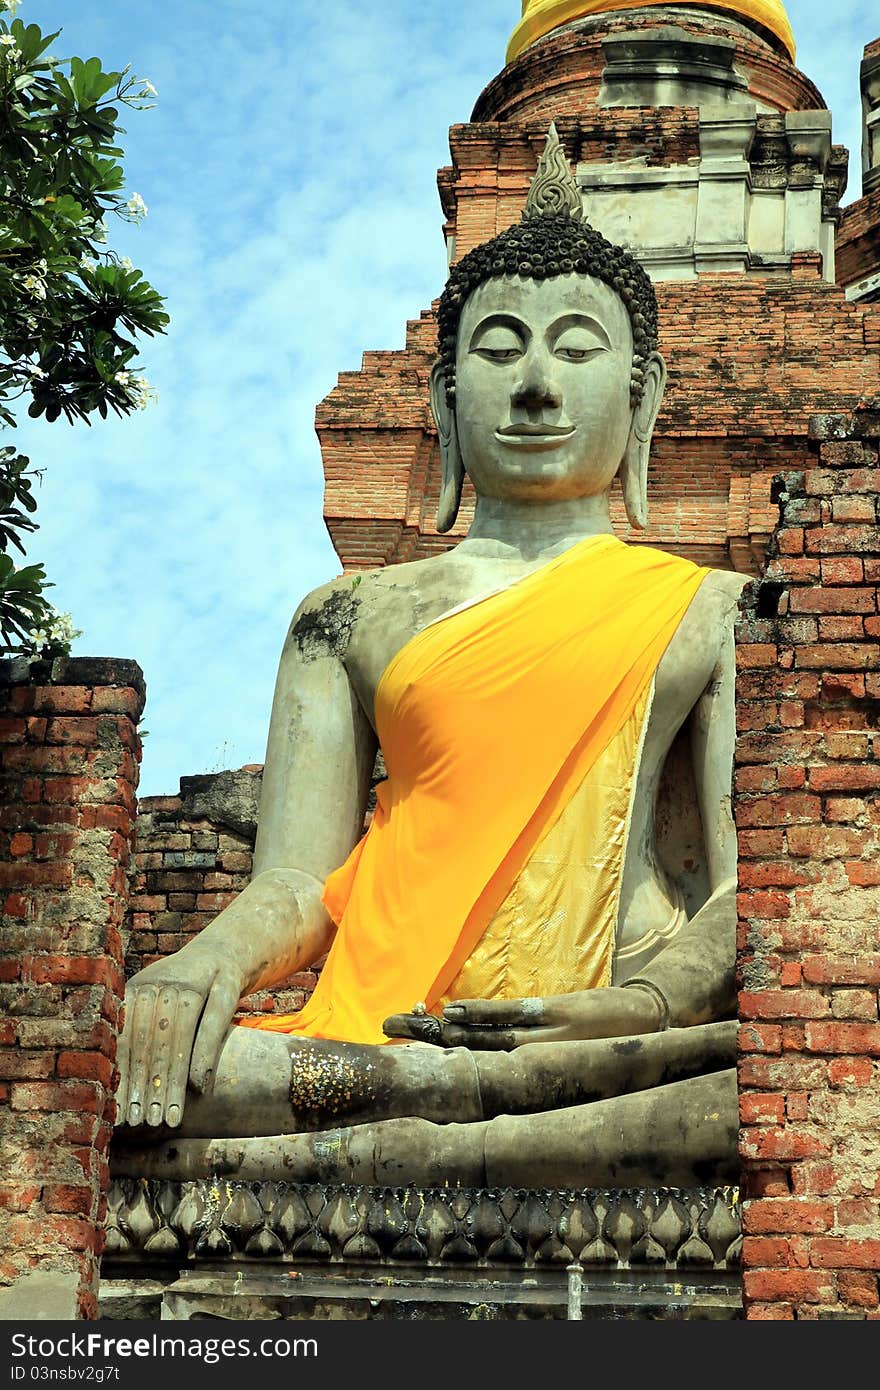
left=430, top=360, right=465, bottom=535
left=619, top=352, right=666, bottom=531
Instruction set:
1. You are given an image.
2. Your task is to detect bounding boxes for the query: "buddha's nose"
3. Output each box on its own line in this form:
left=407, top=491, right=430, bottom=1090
left=511, top=358, right=561, bottom=412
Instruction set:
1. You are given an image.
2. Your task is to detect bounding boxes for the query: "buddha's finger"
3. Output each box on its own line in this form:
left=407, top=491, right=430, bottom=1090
left=189, top=971, right=241, bottom=1094
left=122, top=984, right=160, bottom=1127
left=442, top=997, right=546, bottom=1028
left=439, top=1023, right=520, bottom=1051
left=141, top=987, right=181, bottom=1127
left=382, top=1013, right=444, bottom=1045
left=163, top=988, right=204, bottom=1128
left=506, top=1024, right=580, bottom=1048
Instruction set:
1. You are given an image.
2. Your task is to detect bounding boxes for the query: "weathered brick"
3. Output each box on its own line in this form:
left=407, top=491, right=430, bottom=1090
left=821, top=557, right=865, bottom=585
left=56, top=1052, right=114, bottom=1087
left=0, top=1051, right=55, bottom=1080
left=740, top=990, right=830, bottom=1021
left=742, top=1270, right=836, bottom=1304
left=801, top=955, right=880, bottom=986
left=742, top=1236, right=791, bottom=1267
left=737, top=1056, right=828, bottom=1090
left=743, top=1200, right=834, bottom=1234
left=737, top=795, right=821, bottom=827
left=809, top=765, right=880, bottom=792
left=837, top=1272, right=880, bottom=1309
left=740, top=1128, right=831, bottom=1161
left=10, top=1080, right=104, bottom=1113
left=827, top=1057, right=876, bottom=1087
left=803, top=1022, right=880, bottom=1055
left=740, top=1093, right=785, bottom=1125
left=739, top=1023, right=783, bottom=1054
left=30, top=687, right=93, bottom=714
left=810, top=1239, right=880, bottom=1269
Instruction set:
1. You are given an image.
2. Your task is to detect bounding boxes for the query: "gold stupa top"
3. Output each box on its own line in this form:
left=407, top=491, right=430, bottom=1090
left=507, top=0, right=796, bottom=63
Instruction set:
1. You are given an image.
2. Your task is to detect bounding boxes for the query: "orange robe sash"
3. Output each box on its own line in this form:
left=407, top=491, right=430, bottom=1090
left=241, top=535, right=709, bottom=1045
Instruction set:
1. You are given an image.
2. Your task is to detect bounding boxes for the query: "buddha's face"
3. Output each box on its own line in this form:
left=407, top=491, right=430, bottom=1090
left=454, top=273, right=635, bottom=503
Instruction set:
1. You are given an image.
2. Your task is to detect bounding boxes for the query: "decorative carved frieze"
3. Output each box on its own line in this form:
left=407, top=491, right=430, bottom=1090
left=103, top=1181, right=741, bottom=1272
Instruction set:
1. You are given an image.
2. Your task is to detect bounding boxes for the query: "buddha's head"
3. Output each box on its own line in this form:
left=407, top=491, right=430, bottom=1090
left=430, top=124, right=665, bottom=533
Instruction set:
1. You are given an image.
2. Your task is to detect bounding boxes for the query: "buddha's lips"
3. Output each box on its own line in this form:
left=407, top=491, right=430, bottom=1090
left=496, top=424, right=575, bottom=438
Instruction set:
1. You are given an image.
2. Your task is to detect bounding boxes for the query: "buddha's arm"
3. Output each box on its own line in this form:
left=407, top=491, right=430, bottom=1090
left=688, top=579, right=741, bottom=893
left=115, top=583, right=377, bottom=1127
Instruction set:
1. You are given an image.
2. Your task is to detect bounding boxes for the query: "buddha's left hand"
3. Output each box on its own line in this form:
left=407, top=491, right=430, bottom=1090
left=383, top=985, right=664, bottom=1049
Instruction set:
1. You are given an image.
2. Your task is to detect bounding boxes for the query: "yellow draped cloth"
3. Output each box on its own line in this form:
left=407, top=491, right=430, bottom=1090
left=240, top=535, right=708, bottom=1046
left=440, top=680, right=653, bottom=1007
left=506, top=0, right=796, bottom=63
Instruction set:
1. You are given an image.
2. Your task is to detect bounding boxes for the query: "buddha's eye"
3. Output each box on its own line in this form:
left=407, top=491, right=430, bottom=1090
left=553, top=328, right=606, bottom=362
left=470, top=324, right=524, bottom=362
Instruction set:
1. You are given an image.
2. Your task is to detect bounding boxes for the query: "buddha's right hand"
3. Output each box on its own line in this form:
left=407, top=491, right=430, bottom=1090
left=114, top=945, right=247, bottom=1129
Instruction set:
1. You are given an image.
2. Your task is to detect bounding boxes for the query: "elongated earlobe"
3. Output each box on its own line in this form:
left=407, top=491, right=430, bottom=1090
left=430, top=361, right=465, bottom=534
left=619, top=352, right=666, bottom=531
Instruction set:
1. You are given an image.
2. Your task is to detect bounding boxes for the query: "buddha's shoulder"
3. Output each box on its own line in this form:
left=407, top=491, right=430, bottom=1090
left=669, top=564, right=751, bottom=664
left=289, top=555, right=459, bottom=638
left=695, top=565, right=752, bottom=621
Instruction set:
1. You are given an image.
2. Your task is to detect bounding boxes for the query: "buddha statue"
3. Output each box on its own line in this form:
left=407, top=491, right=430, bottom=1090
left=113, top=127, right=747, bottom=1190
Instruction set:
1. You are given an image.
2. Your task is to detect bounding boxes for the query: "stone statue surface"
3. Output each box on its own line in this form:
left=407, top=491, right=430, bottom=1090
left=114, top=127, right=746, bottom=1189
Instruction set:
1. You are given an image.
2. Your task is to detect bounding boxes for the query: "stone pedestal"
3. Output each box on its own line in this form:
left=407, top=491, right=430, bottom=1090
left=99, top=1180, right=742, bottom=1321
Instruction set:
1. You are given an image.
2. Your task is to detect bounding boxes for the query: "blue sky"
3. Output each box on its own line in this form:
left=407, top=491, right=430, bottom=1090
left=13, top=0, right=877, bottom=797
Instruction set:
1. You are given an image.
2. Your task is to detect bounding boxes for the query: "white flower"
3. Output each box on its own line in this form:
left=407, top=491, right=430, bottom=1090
left=0, top=34, right=19, bottom=59
left=21, top=273, right=47, bottom=300
left=25, top=610, right=82, bottom=657
left=114, top=370, right=131, bottom=386
left=48, top=612, right=81, bottom=645
left=126, top=192, right=148, bottom=221
left=141, top=79, right=157, bottom=97
left=0, top=1, right=22, bottom=15
left=126, top=374, right=157, bottom=410
left=28, top=364, right=46, bottom=380
left=0, top=33, right=17, bottom=46
left=120, top=256, right=134, bottom=271
left=80, top=255, right=96, bottom=272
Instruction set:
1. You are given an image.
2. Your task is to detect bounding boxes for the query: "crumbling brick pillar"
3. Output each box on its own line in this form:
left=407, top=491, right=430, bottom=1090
left=0, top=657, right=145, bottom=1319
left=735, top=407, right=880, bottom=1320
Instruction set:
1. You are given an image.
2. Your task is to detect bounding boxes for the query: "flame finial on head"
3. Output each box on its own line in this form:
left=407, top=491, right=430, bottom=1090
left=523, top=122, right=583, bottom=222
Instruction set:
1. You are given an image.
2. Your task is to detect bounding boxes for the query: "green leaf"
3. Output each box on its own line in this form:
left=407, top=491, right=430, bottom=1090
left=10, top=23, right=61, bottom=66
left=0, top=14, right=166, bottom=644
left=69, top=55, right=123, bottom=109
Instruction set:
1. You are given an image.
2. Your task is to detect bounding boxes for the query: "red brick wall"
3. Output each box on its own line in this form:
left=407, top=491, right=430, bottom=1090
left=735, top=407, right=880, bottom=1320
left=0, top=658, right=144, bottom=1319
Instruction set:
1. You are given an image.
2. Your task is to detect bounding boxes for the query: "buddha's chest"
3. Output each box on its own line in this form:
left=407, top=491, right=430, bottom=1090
left=344, top=569, right=530, bottom=727
left=344, top=570, right=720, bottom=778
